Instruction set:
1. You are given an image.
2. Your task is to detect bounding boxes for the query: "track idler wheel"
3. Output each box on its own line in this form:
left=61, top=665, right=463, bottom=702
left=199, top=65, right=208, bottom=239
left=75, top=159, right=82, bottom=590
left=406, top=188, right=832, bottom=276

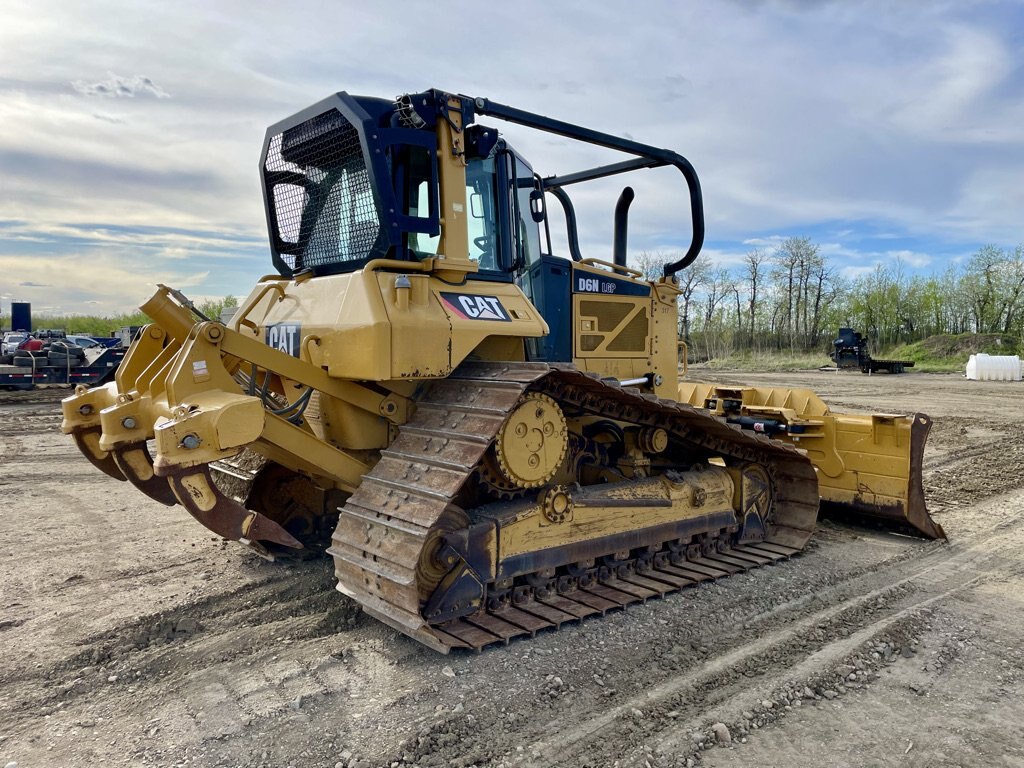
left=112, top=443, right=178, bottom=506
left=71, top=426, right=126, bottom=481
left=416, top=505, right=471, bottom=602
left=164, top=464, right=303, bottom=551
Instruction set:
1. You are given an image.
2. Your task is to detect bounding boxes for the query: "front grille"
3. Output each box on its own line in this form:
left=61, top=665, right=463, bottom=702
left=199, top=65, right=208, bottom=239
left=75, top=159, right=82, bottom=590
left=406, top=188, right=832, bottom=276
left=579, top=300, right=633, bottom=332
left=606, top=311, right=649, bottom=352
left=578, top=300, right=649, bottom=353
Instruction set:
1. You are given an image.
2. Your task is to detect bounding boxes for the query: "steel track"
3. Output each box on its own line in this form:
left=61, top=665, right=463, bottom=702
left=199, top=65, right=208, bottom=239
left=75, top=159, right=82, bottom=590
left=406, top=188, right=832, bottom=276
left=329, top=362, right=819, bottom=652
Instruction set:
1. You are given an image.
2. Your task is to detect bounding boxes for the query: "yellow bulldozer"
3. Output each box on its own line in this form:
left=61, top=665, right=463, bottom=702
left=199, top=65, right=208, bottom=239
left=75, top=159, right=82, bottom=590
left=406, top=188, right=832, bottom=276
left=61, top=89, right=943, bottom=653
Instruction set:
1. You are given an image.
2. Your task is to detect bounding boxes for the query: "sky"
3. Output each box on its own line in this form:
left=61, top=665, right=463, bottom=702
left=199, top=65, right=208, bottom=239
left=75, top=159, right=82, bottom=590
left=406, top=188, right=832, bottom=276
left=1, top=0, right=1022, bottom=315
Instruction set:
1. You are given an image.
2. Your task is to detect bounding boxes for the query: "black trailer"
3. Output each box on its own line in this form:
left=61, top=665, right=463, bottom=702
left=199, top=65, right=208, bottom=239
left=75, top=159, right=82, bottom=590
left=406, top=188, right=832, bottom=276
left=0, top=346, right=126, bottom=390
left=832, top=327, right=914, bottom=374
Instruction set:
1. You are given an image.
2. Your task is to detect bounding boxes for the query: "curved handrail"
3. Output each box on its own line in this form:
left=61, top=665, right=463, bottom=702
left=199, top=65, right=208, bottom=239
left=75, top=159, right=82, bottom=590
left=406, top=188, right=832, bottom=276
left=232, top=282, right=286, bottom=332
left=578, top=257, right=643, bottom=279
left=472, top=96, right=704, bottom=278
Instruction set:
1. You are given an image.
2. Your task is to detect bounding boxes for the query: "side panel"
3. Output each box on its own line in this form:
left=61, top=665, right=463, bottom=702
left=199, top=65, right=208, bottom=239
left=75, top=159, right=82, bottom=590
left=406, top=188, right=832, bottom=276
left=568, top=263, right=680, bottom=397
left=381, top=273, right=547, bottom=377
left=522, top=255, right=573, bottom=362
left=241, top=269, right=547, bottom=383
left=572, top=264, right=651, bottom=383
left=251, top=271, right=393, bottom=381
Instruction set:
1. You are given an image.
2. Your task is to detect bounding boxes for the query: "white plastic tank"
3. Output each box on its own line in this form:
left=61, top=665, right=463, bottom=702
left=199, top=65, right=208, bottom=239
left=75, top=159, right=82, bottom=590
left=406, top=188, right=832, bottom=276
left=965, top=353, right=1023, bottom=381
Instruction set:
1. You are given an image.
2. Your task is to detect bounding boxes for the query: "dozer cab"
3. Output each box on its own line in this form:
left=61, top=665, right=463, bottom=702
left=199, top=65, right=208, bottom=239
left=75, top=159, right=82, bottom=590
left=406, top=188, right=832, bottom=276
left=62, top=89, right=943, bottom=652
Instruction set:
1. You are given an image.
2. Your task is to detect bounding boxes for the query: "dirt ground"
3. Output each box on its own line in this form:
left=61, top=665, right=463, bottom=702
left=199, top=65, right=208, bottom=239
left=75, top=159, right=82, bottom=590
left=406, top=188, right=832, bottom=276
left=2, top=370, right=1023, bottom=768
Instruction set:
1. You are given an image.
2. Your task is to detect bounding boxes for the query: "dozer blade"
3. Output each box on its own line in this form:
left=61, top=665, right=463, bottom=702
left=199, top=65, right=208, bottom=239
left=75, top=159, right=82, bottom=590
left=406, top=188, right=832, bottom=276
left=111, top=443, right=178, bottom=507
left=817, top=412, right=944, bottom=539
left=677, top=383, right=945, bottom=540
left=164, top=464, right=303, bottom=550
left=71, top=426, right=127, bottom=482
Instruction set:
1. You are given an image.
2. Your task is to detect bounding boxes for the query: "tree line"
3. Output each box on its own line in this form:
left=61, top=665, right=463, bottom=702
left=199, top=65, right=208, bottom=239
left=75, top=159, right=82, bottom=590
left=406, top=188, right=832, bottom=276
left=0, top=296, right=238, bottom=337
left=636, top=239, right=1024, bottom=360
left=5, top=247, right=1024, bottom=361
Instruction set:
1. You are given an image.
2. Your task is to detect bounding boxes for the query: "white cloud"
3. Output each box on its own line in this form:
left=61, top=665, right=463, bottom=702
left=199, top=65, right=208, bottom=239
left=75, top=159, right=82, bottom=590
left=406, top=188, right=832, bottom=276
left=0, top=250, right=209, bottom=313
left=742, top=236, right=787, bottom=249
left=840, top=265, right=879, bottom=280
left=71, top=73, right=170, bottom=99
left=884, top=250, right=933, bottom=269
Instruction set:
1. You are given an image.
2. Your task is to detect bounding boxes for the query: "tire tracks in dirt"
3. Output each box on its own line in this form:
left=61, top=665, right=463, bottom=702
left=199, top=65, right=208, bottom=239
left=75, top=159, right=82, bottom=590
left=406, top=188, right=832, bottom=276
left=529, top=499, right=1024, bottom=767
left=0, top=435, right=24, bottom=469
left=385, top=496, right=1022, bottom=768
left=0, top=558, right=362, bottom=732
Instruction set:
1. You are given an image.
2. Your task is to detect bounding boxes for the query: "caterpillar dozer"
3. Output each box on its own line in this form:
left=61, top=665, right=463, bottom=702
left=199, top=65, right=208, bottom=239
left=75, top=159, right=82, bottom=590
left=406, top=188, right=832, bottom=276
left=61, top=89, right=943, bottom=653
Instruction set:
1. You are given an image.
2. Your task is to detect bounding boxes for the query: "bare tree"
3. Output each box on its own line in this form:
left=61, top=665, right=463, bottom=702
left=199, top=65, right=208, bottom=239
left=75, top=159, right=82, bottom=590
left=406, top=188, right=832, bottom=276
left=630, top=251, right=666, bottom=282
left=743, top=248, right=767, bottom=350
left=807, top=258, right=835, bottom=347
left=700, top=268, right=734, bottom=360
left=675, top=259, right=709, bottom=346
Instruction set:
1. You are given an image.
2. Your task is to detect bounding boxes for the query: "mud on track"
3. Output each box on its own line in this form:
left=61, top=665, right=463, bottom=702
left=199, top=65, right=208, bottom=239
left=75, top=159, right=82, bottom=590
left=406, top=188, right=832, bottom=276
left=1, top=372, right=1023, bottom=768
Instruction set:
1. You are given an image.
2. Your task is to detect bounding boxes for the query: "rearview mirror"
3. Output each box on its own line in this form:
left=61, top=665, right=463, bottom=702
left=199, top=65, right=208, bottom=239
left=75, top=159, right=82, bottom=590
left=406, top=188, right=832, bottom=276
left=529, top=189, right=545, bottom=223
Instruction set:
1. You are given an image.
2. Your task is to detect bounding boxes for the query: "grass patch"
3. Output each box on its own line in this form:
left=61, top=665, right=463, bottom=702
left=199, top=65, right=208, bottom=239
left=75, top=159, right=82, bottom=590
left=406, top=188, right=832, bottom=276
left=699, top=351, right=833, bottom=371
left=886, top=333, right=1021, bottom=373
left=698, top=333, right=1022, bottom=373
left=692, top=335, right=1019, bottom=374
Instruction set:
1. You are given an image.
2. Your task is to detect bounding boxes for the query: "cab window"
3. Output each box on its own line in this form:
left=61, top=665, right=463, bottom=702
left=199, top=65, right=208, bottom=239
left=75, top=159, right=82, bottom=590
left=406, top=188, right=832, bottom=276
left=467, top=157, right=498, bottom=270
left=405, top=154, right=499, bottom=271
left=405, top=147, right=439, bottom=258
left=513, top=155, right=542, bottom=268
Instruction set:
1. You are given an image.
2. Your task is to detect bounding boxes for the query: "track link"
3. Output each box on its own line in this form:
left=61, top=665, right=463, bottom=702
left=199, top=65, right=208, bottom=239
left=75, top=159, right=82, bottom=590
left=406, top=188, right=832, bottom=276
left=430, top=538, right=803, bottom=651
left=329, top=362, right=819, bottom=652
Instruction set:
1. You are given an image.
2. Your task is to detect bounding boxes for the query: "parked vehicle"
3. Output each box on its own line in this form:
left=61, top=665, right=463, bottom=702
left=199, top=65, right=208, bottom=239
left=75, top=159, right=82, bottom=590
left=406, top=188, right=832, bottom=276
left=0, top=343, right=126, bottom=390
left=65, top=334, right=104, bottom=349
left=1, top=332, right=28, bottom=357
left=831, top=327, right=915, bottom=374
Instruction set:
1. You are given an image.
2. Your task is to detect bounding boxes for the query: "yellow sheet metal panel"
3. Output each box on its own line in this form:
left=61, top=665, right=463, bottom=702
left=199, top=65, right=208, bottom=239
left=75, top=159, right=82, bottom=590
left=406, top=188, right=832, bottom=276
left=256, top=270, right=547, bottom=382
left=830, top=445, right=910, bottom=475
left=317, top=396, right=389, bottom=450
left=574, top=358, right=651, bottom=380
left=430, top=279, right=546, bottom=371
left=789, top=434, right=845, bottom=478
left=252, top=270, right=392, bottom=381
left=499, top=470, right=735, bottom=560
left=817, top=474, right=908, bottom=508
left=380, top=272, right=452, bottom=378
left=574, top=294, right=650, bottom=358
left=650, top=281, right=680, bottom=396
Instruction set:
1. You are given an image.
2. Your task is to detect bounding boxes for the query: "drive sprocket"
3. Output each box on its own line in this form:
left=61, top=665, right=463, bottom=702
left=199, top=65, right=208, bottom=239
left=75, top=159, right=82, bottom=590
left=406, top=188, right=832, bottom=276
left=494, top=392, right=568, bottom=489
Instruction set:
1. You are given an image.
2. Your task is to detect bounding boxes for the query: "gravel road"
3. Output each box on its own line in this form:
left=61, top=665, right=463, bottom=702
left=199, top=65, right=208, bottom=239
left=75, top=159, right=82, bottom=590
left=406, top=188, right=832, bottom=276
left=1, top=371, right=1022, bottom=768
